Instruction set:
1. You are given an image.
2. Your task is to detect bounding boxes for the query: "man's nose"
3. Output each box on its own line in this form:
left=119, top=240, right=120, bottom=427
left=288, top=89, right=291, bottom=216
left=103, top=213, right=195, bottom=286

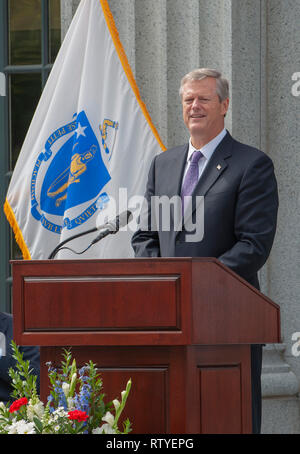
left=191, top=97, right=201, bottom=109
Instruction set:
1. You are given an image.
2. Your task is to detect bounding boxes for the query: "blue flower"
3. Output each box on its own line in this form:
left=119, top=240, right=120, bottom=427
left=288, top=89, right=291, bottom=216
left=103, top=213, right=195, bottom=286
left=54, top=384, right=68, bottom=410
left=79, top=366, right=89, bottom=382
left=47, top=394, right=55, bottom=413
left=74, top=383, right=91, bottom=413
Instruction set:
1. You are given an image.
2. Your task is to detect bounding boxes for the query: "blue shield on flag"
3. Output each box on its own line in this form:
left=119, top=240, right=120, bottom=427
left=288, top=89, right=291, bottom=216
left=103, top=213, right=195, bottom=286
left=40, top=111, right=111, bottom=217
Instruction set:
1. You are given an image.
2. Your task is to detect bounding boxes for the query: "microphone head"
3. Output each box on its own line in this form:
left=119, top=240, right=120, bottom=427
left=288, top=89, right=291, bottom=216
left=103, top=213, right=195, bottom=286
left=108, top=210, right=133, bottom=232
left=118, top=210, right=133, bottom=229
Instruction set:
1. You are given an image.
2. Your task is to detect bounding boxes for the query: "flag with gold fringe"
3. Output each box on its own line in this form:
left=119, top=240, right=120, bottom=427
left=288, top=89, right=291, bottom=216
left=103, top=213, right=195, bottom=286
left=4, top=0, right=164, bottom=259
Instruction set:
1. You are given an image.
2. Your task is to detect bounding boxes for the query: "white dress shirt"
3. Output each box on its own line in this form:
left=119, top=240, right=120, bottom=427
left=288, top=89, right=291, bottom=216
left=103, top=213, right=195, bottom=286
left=181, top=128, right=227, bottom=188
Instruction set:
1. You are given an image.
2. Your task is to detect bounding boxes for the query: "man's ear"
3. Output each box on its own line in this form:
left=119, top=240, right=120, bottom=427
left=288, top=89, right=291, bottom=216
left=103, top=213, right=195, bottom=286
left=222, top=97, right=229, bottom=117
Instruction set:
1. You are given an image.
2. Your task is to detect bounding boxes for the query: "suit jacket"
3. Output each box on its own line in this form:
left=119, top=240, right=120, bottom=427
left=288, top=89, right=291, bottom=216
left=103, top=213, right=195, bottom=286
left=131, top=131, right=279, bottom=289
left=0, top=312, right=40, bottom=404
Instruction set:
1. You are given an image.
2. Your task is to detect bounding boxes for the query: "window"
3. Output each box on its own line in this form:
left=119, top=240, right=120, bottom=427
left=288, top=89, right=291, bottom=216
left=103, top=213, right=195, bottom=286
left=0, top=0, right=61, bottom=312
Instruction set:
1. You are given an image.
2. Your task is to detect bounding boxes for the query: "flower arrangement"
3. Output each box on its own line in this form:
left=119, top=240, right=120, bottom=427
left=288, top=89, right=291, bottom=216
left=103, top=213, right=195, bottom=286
left=0, top=341, right=132, bottom=434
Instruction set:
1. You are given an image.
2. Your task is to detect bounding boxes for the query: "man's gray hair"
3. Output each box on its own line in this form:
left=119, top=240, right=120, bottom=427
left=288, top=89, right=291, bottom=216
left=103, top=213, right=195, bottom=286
left=179, top=68, right=229, bottom=102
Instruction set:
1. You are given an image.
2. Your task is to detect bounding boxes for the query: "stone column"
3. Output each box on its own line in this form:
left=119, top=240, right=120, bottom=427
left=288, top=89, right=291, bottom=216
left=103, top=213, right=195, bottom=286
left=60, top=0, right=81, bottom=40
left=262, top=344, right=299, bottom=433
left=261, top=0, right=300, bottom=433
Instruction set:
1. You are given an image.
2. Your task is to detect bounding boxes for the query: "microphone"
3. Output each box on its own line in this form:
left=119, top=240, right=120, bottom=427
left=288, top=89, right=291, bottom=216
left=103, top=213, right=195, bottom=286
left=48, top=210, right=133, bottom=259
left=90, top=210, right=133, bottom=245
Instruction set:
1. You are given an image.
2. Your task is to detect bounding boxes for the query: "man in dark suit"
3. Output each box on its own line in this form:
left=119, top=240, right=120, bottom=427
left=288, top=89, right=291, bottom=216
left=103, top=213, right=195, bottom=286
left=0, top=312, right=40, bottom=405
left=131, top=68, right=279, bottom=433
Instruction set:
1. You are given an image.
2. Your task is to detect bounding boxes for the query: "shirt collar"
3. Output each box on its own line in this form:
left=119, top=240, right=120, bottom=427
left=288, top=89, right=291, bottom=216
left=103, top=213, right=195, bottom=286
left=187, top=128, right=227, bottom=162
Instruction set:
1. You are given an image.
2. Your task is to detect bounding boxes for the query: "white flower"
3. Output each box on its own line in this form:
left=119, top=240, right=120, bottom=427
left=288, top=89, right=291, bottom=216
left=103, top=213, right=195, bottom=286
left=0, top=402, right=6, bottom=411
left=102, top=411, right=115, bottom=427
left=27, top=399, right=44, bottom=421
left=49, top=406, right=68, bottom=424
left=53, top=406, right=68, bottom=418
left=7, top=423, right=18, bottom=434
left=93, top=424, right=116, bottom=434
left=113, top=399, right=120, bottom=411
left=8, top=420, right=36, bottom=434
left=62, top=382, right=70, bottom=398
left=19, top=421, right=36, bottom=434
left=120, top=380, right=131, bottom=402
left=71, top=372, right=77, bottom=385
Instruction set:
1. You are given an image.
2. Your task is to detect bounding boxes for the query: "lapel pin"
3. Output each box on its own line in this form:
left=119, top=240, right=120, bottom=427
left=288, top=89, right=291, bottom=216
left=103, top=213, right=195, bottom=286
left=217, top=164, right=222, bottom=170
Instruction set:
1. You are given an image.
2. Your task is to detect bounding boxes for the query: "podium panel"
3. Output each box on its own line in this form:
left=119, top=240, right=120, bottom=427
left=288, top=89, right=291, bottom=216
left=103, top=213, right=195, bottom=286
left=23, top=275, right=180, bottom=331
left=40, top=344, right=251, bottom=434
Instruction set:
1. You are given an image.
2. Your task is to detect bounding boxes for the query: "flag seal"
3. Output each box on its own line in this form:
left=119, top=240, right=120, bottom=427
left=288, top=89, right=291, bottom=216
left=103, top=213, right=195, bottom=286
left=30, top=110, right=112, bottom=234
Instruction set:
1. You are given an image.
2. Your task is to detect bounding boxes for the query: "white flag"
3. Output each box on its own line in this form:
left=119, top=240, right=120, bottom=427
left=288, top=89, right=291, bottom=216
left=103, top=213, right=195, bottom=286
left=4, top=0, right=164, bottom=260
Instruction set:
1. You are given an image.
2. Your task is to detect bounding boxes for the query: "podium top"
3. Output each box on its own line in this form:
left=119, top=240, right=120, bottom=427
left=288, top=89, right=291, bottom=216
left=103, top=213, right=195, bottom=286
left=11, top=258, right=280, bottom=347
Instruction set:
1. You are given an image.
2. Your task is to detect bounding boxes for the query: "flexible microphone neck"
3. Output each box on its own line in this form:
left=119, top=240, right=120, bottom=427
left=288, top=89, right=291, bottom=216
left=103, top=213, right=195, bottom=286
left=48, top=210, right=133, bottom=259
left=48, top=226, right=97, bottom=259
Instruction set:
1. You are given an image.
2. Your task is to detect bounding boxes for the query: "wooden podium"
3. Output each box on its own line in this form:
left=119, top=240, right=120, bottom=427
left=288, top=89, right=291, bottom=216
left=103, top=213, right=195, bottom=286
left=11, top=258, right=280, bottom=434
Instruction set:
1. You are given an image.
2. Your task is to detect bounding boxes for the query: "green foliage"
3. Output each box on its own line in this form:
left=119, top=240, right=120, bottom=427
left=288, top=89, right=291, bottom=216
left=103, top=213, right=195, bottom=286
left=9, top=340, right=38, bottom=400
left=0, top=342, right=132, bottom=434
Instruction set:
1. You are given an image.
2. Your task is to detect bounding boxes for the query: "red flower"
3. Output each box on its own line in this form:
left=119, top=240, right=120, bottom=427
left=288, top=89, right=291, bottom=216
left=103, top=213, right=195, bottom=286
left=9, top=397, right=28, bottom=413
left=68, top=410, right=89, bottom=422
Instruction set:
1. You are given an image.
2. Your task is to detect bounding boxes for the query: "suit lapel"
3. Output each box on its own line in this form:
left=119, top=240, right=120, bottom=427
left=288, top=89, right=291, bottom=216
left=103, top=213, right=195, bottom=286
left=161, top=134, right=233, bottom=234
left=194, top=131, right=233, bottom=197
left=180, top=132, right=233, bottom=230
left=162, top=134, right=233, bottom=198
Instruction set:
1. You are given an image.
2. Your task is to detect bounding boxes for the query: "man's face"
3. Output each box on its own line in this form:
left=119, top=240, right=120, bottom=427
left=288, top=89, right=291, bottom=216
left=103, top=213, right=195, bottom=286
left=181, top=77, right=229, bottom=140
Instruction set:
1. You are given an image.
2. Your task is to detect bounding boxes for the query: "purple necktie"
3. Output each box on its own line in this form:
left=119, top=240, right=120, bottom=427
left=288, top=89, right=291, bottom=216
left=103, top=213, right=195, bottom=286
left=181, top=150, right=203, bottom=212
